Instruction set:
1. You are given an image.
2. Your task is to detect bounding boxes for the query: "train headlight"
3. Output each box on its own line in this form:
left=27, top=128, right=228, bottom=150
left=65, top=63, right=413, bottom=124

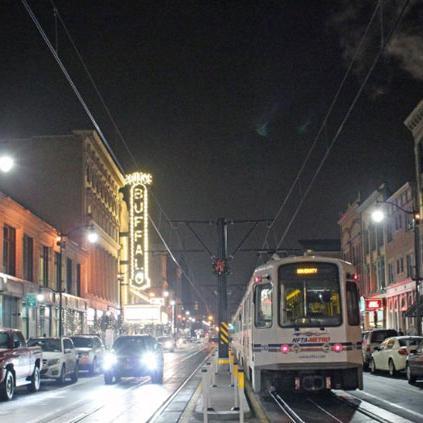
left=281, top=344, right=290, bottom=354
left=332, top=343, right=343, bottom=353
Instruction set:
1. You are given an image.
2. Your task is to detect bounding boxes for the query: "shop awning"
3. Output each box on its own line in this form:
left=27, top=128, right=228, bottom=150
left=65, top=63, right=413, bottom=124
left=404, top=297, right=423, bottom=317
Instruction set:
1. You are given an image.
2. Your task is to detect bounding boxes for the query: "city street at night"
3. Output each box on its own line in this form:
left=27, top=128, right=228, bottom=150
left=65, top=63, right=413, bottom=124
left=0, top=343, right=212, bottom=423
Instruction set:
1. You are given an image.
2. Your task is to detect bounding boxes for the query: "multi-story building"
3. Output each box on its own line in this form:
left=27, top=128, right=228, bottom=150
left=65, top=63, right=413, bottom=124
left=384, top=183, right=416, bottom=332
left=0, top=192, right=87, bottom=338
left=0, top=130, right=126, bottom=330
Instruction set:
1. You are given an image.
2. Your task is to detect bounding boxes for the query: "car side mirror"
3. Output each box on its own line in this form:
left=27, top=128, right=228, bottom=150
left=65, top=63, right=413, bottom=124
left=374, top=346, right=380, bottom=351
left=13, top=341, right=21, bottom=349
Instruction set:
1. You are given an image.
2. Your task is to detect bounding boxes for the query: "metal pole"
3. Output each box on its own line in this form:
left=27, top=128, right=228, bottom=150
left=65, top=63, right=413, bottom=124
left=172, top=303, right=175, bottom=335
left=414, top=220, right=422, bottom=336
left=58, top=238, right=63, bottom=338
left=217, top=217, right=228, bottom=359
left=202, top=368, right=209, bottom=423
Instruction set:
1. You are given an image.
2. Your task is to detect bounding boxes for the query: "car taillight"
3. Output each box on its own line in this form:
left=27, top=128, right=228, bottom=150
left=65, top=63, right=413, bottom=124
left=398, top=347, right=408, bottom=356
left=332, top=344, right=343, bottom=353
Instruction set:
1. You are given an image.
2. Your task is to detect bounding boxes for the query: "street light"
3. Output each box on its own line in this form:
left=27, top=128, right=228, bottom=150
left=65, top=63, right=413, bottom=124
left=185, top=310, right=190, bottom=316
left=0, top=155, right=14, bottom=173
left=163, top=290, right=169, bottom=298
left=57, top=224, right=98, bottom=337
left=371, top=201, right=422, bottom=336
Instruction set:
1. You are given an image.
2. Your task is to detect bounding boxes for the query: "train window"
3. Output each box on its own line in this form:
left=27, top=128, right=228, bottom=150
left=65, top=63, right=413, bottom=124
left=255, top=283, right=273, bottom=328
left=279, top=262, right=342, bottom=328
left=346, top=281, right=360, bottom=326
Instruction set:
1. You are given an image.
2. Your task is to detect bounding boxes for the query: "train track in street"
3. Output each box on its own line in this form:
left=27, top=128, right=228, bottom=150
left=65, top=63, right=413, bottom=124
left=268, top=389, right=412, bottom=423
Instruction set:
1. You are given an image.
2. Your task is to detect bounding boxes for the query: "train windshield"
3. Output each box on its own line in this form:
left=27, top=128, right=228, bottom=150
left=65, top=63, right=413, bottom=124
left=279, top=262, right=341, bottom=327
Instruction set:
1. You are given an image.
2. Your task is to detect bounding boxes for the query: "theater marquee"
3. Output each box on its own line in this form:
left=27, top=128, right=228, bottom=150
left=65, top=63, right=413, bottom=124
left=125, top=172, right=152, bottom=291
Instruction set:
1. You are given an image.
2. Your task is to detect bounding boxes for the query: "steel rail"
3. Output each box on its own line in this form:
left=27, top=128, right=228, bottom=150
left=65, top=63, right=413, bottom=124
left=268, top=391, right=306, bottom=423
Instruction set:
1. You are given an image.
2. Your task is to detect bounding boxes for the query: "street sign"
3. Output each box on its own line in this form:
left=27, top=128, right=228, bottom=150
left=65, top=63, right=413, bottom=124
left=25, top=293, right=37, bottom=308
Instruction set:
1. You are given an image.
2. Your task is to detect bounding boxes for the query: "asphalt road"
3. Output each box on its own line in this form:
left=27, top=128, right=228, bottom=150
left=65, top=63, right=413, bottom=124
left=0, top=341, right=213, bottom=423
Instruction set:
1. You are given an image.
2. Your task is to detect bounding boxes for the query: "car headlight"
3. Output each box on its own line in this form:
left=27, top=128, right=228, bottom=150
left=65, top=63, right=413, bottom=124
left=103, top=352, right=117, bottom=370
left=141, top=352, right=158, bottom=370
left=48, top=359, right=60, bottom=366
left=164, top=341, right=173, bottom=349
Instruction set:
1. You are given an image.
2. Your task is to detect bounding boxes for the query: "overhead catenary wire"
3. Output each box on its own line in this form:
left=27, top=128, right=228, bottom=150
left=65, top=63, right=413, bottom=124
left=20, top=0, right=125, bottom=175
left=275, top=0, right=411, bottom=249
left=23, top=0, right=210, bottom=310
left=258, top=0, right=381, bottom=257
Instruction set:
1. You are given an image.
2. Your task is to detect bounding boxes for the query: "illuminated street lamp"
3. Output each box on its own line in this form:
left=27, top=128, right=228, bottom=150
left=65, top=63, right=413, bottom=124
left=163, top=290, right=169, bottom=298
left=185, top=310, right=190, bottom=316
left=87, top=228, right=99, bottom=243
left=371, top=201, right=422, bottom=336
left=0, top=155, right=14, bottom=173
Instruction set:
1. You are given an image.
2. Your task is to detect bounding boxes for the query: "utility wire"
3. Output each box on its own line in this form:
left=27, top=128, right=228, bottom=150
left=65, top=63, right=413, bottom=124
left=24, top=0, right=209, bottom=310
left=275, top=0, right=410, bottom=249
left=21, top=0, right=124, bottom=174
left=49, top=0, right=139, bottom=169
left=258, top=0, right=381, bottom=257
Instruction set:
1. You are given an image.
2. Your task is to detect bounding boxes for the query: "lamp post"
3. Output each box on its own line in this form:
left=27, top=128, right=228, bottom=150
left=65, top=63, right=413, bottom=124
left=371, top=202, right=421, bottom=336
left=57, top=224, right=98, bottom=337
left=0, top=155, right=14, bottom=173
left=170, top=300, right=176, bottom=335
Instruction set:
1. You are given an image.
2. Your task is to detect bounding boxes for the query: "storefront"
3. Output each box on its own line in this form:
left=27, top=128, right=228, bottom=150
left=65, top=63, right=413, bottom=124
left=363, top=296, right=385, bottom=329
left=386, top=279, right=416, bottom=333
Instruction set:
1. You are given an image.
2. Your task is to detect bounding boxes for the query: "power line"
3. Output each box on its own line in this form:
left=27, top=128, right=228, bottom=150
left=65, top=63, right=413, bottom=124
left=275, top=0, right=411, bottom=249
left=20, top=0, right=125, bottom=175
left=258, top=0, right=381, bottom=258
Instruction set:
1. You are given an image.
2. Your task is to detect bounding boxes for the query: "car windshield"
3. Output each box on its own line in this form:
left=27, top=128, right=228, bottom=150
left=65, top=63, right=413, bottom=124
left=113, top=337, right=152, bottom=353
left=28, top=338, right=61, bottom=352
left=371, top=330, right=397, bottom=343
left=71, top=337, right=94, bottom=348
left=399, top=337, right=423, bottom=347
left=0, top=333, right=9, bottom=348
left=279, top=262, right=341, bottom=327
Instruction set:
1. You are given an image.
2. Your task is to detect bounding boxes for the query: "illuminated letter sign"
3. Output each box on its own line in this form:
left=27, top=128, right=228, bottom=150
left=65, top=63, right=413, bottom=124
left=365, top=299, right=382, bottom=311
left=126, top=172, right=152, bottom=291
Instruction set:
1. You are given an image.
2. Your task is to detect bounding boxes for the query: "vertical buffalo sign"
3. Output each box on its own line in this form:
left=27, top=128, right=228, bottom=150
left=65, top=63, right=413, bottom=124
left=126, top=172, right=152, bottom=292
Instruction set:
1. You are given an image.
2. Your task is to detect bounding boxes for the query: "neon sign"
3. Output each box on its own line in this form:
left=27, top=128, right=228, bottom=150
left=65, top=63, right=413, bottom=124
left=126, top=172, right=152, bottom=291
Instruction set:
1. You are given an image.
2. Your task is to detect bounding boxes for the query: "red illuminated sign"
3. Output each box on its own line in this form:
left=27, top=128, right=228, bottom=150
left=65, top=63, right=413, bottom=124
left=365, top=299, right=382, bottom=311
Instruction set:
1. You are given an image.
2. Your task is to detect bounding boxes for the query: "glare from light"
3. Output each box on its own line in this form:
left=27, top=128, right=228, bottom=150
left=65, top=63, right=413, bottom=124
left=103, top=352, right=117, bottom=370
left=163, top=290, right=169, bottom=298
left=87, top=229, right=99, bottom=243
left=0, top=155, right=14, bottom=173
left=164, top=341, right=173, bottom=349
left=208, top=315, right=214, bottom=321
left=36, top=294, right=44, bottom=302
left=141, top=352, right=158, bottom=370
left=371, top=209, right=385, bottom=223
left=185, top=310, right=190, bottom=316
left=170, top=300, right=176, bottom=306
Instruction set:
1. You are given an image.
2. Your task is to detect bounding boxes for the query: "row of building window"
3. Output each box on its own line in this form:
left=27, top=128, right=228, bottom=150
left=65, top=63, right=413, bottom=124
left=2, top=225, right=81, bottom=296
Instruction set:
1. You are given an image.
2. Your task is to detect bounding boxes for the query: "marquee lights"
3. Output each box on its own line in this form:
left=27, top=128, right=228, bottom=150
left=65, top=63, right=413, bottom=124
left=127, top=172, right=152, bottom=291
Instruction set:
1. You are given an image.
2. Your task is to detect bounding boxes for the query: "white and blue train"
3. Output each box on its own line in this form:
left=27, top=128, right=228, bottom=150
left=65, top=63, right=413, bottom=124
left=231, top=255, right=363, bottom=392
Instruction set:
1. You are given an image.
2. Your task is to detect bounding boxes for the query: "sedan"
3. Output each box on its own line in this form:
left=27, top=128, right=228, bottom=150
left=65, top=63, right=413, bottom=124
left=370, top=336, right=423, bottom=376
left=406, top=340, right=423, bottom=384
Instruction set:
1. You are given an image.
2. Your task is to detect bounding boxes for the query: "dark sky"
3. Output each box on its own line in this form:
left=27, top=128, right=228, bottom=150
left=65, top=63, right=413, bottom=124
left=1, top=1, right=422, bottom=315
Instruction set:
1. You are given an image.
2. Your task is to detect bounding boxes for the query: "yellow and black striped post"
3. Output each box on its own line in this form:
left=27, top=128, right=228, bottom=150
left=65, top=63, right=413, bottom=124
left=220, top=321, right=230, bottom=346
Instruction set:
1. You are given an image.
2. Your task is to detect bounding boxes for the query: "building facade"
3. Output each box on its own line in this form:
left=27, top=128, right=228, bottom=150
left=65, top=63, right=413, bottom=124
left=0, top=130, right=126, bottom=331
left=0, top=192, right=87, bottom=337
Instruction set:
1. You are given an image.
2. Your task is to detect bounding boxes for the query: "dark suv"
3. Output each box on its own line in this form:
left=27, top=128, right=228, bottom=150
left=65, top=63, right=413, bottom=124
left=103, top=335, right=163, bottom=384
left=362, top=328, right=398, bottom=369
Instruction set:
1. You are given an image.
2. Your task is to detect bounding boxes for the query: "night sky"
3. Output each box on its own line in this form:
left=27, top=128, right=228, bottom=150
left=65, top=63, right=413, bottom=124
left=1, top=1, right=422, bottom=315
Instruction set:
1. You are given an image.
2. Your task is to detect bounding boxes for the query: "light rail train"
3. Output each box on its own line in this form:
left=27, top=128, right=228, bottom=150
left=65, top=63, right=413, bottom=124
left=231, top=255, right=363, bottom=392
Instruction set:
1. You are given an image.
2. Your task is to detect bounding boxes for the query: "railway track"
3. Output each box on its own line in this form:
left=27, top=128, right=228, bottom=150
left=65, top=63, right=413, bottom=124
left=268, top=390, right=405, bottom=423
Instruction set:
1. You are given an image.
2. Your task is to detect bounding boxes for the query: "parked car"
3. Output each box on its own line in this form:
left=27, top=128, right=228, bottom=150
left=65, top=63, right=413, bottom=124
left=362, top=328, right=398, bottom=369
left=370, top=336, right=423, bottom=376
left=0, top=329, right=42, bottom=401
left=71, top=335, right=105, bottom=375
left=103, top=335, right=164, bottom=385
left=406, top=339, right=423, bottom=384
left=157, top=336, right=176, bottom=352
left=28, top=337, right=79, bottom=384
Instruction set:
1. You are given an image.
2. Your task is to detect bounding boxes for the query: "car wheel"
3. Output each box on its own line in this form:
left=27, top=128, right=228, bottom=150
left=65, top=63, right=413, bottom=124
left=369, top=359, right=377, bottom=374
left=151, top=368, right=163, bottom=384
left=104, top=372, right=114, bottom=385
left=90, top=358, right=98, bottom=376
left=0, top=370, right=15, bottom=401
left=388, top=359, right=397, bottom=377
left=70, top=363, right=79, bottom=383
left=57, top=364, right=66, bottom=385
left=27, top=365, right=41, bottom=392
left=406, top=364, right=416, bottom=385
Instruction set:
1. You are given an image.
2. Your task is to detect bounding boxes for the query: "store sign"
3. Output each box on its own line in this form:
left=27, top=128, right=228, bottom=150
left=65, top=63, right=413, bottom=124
left=25, top=293, right=37, bottom=308
left=126, top=172, right=152, bottom=291
left=365, top=299, right=382, bottom=311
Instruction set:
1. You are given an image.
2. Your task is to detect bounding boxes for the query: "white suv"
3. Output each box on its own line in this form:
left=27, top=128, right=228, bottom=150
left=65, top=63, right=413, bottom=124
left=28, top=337, right=79, bottom=384
left=71, top=335, right=105, bottom=375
